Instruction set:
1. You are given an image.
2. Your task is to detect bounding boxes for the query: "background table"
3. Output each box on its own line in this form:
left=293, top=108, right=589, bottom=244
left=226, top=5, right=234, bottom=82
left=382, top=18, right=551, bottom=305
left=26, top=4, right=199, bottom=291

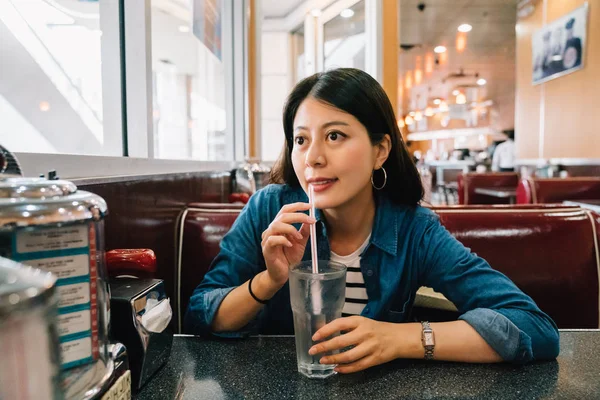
left=474, top=187, right=517, bottom=204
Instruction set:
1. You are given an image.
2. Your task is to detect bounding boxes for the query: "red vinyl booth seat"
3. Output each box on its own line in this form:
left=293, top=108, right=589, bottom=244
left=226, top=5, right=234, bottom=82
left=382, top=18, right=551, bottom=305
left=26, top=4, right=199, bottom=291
left=517, top=177, right=600, bottom=204
left=175, top=202, right=245, bottom=331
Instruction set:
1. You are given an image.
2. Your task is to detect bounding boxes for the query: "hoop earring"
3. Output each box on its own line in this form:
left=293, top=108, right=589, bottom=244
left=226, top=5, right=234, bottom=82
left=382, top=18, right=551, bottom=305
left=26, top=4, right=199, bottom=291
left=371, top=167, right=387, bottom=190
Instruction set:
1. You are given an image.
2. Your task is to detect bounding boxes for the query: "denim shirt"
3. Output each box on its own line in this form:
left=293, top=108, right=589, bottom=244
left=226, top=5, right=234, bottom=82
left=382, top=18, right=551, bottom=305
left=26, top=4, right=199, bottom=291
left=185, top=184, right=559, bottom=363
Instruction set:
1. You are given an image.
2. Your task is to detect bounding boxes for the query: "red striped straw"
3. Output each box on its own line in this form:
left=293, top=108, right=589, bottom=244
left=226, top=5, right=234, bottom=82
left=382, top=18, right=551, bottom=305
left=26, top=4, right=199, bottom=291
left=309, top=185, right=319, bottom=274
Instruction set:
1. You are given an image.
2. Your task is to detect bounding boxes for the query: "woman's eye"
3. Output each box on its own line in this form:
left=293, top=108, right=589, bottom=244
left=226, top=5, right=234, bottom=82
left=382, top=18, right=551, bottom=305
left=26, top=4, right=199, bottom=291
left=328, top=132, right=339, bottom=141
left=294, top=137, right=305, bottom=145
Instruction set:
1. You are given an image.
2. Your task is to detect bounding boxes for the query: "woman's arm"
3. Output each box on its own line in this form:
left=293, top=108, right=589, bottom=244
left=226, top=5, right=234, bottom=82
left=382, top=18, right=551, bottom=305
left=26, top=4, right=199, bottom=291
left=185, top=188, right=314, bottom=336
left=309, top=317, right=502, bottom=374
left=211, top=270, right=281, bottom=332
left=393, top=320, right=502, bottom=362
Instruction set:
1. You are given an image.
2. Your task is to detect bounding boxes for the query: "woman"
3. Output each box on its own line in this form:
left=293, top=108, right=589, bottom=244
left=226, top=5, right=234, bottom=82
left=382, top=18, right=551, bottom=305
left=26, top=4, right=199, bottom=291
left=185, top=68, right=559, bottom=373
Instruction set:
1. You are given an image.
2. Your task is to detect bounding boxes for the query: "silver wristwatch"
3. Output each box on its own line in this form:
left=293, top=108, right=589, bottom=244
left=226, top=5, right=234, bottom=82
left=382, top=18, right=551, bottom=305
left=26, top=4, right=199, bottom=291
left=421, top=321, right=435, bottom=360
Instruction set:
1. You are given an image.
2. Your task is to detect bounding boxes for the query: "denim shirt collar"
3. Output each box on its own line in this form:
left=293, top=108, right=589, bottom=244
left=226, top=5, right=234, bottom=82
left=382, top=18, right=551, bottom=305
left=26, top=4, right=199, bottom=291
left=291, top=187, right=398, bottom=257
left=369, top=194, right=398, bottom=256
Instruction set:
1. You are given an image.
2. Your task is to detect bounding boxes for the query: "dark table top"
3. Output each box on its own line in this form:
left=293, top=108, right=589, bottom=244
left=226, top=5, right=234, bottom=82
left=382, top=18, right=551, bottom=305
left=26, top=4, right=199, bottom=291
left=136, top=330, right=600, bottom=400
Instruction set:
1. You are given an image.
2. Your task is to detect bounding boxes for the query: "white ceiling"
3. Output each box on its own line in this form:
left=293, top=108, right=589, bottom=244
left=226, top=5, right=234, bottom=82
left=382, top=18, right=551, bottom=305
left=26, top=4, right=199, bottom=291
left=400, top=0, right=518, bottom=48
left=262, top=0, right=307, bottom=19
left=323, top=0, right=364, bottom=41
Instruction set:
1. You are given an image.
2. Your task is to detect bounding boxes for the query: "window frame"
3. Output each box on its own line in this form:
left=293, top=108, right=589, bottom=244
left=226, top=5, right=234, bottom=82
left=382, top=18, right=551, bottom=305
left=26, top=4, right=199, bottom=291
left=12, top=0, right=246, bottom=180
left=316, top=0, right=381, bottom=80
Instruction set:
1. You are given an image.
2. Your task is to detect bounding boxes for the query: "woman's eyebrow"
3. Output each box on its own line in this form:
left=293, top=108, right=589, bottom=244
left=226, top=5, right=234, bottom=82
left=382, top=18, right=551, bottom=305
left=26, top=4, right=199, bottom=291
left=294, top=121, right=350, bottom=131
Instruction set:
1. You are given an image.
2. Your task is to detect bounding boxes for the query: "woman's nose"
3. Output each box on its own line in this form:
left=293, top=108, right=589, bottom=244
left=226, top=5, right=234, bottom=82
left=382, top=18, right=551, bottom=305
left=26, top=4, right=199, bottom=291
left=305, top=141, right=325, bottom=167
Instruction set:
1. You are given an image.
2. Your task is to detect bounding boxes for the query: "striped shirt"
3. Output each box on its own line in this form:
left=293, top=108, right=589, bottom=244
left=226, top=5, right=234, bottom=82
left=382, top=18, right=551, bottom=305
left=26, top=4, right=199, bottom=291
left=330, top=234, right=371, bottom=317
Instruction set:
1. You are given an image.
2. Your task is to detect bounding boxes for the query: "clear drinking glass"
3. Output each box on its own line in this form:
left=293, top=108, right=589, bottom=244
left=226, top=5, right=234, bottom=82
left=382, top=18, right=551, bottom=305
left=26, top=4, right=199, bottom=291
left=288, top=260, right=347, bottom=379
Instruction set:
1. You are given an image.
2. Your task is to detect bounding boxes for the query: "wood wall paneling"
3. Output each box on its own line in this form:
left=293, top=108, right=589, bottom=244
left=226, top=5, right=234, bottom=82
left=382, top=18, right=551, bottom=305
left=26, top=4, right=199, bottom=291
left=515, top=0, right=600, bottom=160
left=515, top=1, right=544, bottom=159
left=248, top=0, right=258, bottom=158
left=382, top=0, right=399, bottom=113
left=544, top=0, right=600, bottom=158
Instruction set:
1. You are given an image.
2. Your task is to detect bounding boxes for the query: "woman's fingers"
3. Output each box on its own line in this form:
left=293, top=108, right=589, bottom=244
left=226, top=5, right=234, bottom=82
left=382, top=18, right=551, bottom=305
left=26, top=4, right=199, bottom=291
left=262, top=202, right=315, bottom=242
left=262, top=214, right=315, bottom=243
left=263, top=235, right=293, bottom=249
left=319, top=342, right=373, bottom=365
left=276, top=202, right=311, bottom=217
left=298, top=223, right=311, bottom=240
left=276, top=212, right=316, bottom=226
left=312, top=316, right=362, bottom=342
left=263, top=221, right=303, bottom=241
left=334, top=355, right=378, bottom=374
left=309, top=331, right=360, bottom=356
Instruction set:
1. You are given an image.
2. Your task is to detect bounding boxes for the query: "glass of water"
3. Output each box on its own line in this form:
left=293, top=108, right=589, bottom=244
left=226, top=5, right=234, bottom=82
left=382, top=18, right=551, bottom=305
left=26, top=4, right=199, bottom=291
left=288, top=260, right=347, bottom=379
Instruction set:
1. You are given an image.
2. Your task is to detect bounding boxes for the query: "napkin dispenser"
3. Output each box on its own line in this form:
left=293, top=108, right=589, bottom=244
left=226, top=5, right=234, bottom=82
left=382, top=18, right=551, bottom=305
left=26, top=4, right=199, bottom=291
left=109, top=278, right=173, bottom=391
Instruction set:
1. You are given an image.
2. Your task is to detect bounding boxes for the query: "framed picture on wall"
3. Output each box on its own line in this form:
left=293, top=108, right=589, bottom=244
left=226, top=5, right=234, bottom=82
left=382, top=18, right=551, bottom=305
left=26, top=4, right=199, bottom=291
left=532, top=2, right=588, bottom=85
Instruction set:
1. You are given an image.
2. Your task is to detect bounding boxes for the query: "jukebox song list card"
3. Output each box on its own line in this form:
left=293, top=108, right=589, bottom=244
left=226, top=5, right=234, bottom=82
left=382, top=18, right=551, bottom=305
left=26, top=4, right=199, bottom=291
left=11, top=224, right=99, bottom=369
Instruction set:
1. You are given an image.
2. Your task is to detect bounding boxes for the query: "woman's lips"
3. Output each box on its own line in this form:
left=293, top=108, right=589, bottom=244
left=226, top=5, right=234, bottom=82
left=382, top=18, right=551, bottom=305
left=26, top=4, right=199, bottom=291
left=310, top=179, right=338, bottom=193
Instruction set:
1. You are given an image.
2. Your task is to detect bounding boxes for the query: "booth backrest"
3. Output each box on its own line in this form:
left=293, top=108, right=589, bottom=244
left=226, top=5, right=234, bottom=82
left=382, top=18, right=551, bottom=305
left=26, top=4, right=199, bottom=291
left=517, top=177, right=600, bottom=204
left=457, top=173, right=519, bottom=205
left=177, top=204, right=600, bottom=332
left=77, top=170, right=234, bottom=331
left=428, top=204, right=578, bottom=210
left=176, top=203, right=245, bottom=332
left=434, top=207, right=600, bottom=329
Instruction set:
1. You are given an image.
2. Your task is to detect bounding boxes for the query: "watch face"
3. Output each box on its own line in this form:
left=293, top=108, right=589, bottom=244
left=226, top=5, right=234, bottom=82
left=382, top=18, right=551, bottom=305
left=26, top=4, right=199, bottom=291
left=424, top=332, right=434, bottom=345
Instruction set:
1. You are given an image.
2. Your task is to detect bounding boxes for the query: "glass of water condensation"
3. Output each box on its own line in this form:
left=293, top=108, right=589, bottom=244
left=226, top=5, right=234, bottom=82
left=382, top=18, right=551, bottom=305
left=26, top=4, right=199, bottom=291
left=288, top=260, right=347, bottom=379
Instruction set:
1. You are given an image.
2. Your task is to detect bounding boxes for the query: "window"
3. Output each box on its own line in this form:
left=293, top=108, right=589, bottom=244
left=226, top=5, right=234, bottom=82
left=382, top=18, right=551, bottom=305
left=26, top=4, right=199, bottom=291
left=0, top=0, right=122, bottom=156
left=150, top=0, right=229, bottom=161
left=323, top=0, right=366, bottom=71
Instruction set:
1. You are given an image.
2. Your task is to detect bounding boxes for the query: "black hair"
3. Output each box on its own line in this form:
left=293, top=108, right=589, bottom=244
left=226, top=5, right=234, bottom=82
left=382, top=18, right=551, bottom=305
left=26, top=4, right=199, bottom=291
left=270, top=68, right=423, bottom=206
left=503, top=129, right=515, bottom=140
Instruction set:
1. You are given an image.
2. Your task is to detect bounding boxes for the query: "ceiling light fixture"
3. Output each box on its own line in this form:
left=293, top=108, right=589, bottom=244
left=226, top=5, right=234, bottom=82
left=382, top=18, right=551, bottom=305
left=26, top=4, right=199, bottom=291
left=477, top=78, right=487, bottom=86
left=39, top=101, right=50, bottom=112
left=178, top=25, right=190, bottom=33
left=458, top=24, right=472, bottom=33
left=434, top=46, right=447, bottom=54
left=340, top=9, right=354, bottom=18
left=433, top=98, right=442, bottom=105
left=452, top=89, right=460, bottom=96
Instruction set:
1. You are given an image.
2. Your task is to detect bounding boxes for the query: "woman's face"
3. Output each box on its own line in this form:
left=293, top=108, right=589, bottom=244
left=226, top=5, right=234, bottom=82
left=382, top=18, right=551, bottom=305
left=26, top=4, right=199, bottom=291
left=291, top=97, right=389, bottom=210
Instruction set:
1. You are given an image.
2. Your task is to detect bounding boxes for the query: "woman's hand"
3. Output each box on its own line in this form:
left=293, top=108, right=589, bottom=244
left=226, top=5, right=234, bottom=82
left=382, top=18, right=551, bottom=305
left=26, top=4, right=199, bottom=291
left=309, top=316, right=401, bottom=374
left=261, top=202, right=315, bottom=288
